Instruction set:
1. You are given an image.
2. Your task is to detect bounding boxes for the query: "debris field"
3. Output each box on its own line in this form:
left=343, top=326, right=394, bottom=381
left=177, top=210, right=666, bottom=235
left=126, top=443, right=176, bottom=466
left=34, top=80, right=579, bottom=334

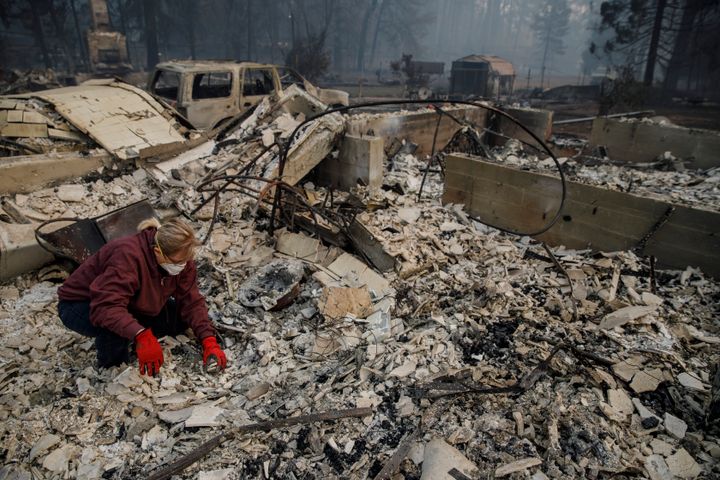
left=0, top=87, right=719, bottom=480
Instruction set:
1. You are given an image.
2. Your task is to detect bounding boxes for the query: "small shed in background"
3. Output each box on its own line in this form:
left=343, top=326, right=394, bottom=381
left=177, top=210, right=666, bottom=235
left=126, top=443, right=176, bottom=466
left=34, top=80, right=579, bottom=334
left=450, top=55, right=515, bottom=99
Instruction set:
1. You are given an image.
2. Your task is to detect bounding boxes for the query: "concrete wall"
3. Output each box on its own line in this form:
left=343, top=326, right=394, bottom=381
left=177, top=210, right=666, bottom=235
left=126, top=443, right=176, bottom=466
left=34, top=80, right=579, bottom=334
left=0, top=150, right=112, bottom=195
left=347, top=107, right=488, bottom=156
left=346, top=105, right=554, bottom=157
left=589, top=118, right=720, bottom=169
left=490, top=106, right=553, bottom=148
left=443, top=154, right=720, bottom=277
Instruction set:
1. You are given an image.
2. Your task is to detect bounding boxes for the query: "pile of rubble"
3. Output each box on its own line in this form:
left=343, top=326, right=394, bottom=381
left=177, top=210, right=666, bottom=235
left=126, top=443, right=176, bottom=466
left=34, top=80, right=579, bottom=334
left=489, top=140, right=720, bottom=212
left=0, top=69, right=63, bottom=96
left=0, top=96, right=94, bottom=156
left=1, top=91, right=719, bottom=480
left=1, top=79, right=192, bottom=160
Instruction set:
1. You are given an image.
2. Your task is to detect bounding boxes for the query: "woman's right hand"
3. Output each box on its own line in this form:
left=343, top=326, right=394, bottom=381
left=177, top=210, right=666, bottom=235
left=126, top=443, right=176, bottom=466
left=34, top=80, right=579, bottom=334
left=135, top=329, right=164, bottom=376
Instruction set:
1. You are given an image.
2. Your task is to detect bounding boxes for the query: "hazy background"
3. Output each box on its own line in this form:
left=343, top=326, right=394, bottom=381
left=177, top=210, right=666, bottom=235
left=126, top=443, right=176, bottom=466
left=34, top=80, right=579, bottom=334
left=1, top=0, right=719, bottom=95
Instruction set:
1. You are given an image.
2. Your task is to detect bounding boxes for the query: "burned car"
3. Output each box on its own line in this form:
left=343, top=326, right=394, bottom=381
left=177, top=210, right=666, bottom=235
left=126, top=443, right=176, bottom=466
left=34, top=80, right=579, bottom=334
left=149, top=60, right=349, bottom=129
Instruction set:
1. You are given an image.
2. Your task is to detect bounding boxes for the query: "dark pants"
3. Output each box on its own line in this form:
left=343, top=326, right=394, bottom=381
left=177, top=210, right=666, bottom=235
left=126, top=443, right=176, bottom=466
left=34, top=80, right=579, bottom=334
left=58, top=299, right=187, bottom=368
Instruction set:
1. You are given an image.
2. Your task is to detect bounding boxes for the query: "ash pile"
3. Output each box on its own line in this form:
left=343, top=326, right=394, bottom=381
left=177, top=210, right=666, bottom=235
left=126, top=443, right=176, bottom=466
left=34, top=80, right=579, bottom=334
left=1, top=87, right=719, bottom=480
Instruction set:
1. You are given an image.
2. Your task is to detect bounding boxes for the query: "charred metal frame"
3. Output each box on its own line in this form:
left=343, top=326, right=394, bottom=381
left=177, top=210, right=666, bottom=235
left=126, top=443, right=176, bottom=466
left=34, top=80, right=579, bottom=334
left=272, top=99, right=566, bottom=238
left=189, top=99, right=566, bottom=272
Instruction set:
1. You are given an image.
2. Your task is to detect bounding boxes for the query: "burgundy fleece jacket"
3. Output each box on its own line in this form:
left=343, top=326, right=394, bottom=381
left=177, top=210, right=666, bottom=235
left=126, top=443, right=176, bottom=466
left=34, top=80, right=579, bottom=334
left=58, top=227, right=215, bottom=340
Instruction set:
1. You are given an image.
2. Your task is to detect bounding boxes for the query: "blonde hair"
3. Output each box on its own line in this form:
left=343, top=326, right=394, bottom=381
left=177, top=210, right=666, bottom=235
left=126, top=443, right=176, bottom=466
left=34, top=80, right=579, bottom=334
left=137, top=217, right=200, bottom=256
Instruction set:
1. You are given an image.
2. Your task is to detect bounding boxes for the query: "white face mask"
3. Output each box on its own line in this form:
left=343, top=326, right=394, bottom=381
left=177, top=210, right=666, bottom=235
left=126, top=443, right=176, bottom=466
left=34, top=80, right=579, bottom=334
left=160, top=262, right=186, bottom=276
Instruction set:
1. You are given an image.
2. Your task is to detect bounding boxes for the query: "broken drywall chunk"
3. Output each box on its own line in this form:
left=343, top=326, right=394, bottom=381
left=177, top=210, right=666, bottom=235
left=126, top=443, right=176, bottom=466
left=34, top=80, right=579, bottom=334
left=76, top=462, right=103, bottom=480
left=677, top=372, right=706, bottom=391
left=664, top=413, right=687, bottom=439
left=275, top=231, right=338, bottom=265
left=142, top=425, right=168, bottom=449
left=245, top=382, right=271, bottom=401
left=398, top=207, right=421, bottom=224
left=420, top=438, right=478, bottom=480
left=612, top=356, right=645, bottom=382
left=607, top=388, right=634, bottom=417
left=56, top=184, right=86, bottom=203
left=632, top=398, right=660, bottom=424
left=495, top=457, right=543, bottom=477
left=650, top=438, right=674, bottom=456
left=599, top=305, right=657, bottom=330
left=389, top=358, right=417, bottom=378
left=326, top=253, right=390, bottom=295
left=113, top=367, right=143, bottom=388
left=198, top=469, right=235, bottom=480
left=645, top=454, right=673, bottom=480
left=318, top=286, right=372, bottom=320
left=666, top=448, right=701, bottom=479
left=261, top=128, right=275, bottom=147
left=184, top=404, right=224, bottom=428
left=29, top=434, right=61, bottom=461
left=158, top=406, right=194, bottom=424
left=642, top=292, right=663, bottom=306
left=363, top=310, right=394, bottom=343
left=396, top=395, right=415, bottom=417
left=630, top=368, right=663, bottom=393
left=42, top=444, right=76, bottom=473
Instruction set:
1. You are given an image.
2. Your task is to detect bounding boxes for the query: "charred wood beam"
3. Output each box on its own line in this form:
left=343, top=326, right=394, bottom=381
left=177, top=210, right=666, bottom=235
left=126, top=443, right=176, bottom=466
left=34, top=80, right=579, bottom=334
left=145, top=407, right=373, bottom=480
left=373, top=427, right=421, bottom=480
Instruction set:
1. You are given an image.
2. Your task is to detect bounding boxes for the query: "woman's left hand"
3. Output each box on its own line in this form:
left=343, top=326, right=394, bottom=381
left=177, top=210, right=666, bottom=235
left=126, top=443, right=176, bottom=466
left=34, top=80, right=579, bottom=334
left=201, top=336, right=227, bottom=370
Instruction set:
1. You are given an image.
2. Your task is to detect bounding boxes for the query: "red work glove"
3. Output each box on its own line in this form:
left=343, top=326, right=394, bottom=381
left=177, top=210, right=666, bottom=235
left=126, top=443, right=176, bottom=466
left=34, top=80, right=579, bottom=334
left=135, top=329, right=164, bottom=376
left=202, top=336, right=227, bottom=370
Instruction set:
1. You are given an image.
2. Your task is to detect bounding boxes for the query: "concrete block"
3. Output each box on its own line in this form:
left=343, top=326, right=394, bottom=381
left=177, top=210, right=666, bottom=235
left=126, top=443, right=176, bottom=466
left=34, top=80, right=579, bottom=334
left=589, top=118, right=720, bottom=169
left=317, top=134, right=384, bottom=191
left=0, top=222, right=55, bottom=282
left=490, top=106, right=553, bottom=147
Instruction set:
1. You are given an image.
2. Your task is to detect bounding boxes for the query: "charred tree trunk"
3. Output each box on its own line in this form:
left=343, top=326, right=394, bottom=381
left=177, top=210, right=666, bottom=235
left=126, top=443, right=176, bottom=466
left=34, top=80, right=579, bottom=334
left=539, top=23, right=551, bottom=89
left=267, top=3, right=279, bottom=63
left=117, top=0, right=132, bottom=64
left=246, top=0, right=254, bottom=60
left=707, top=363, right=720, bottom=431
left=48, top=2, right=76, bottom=74
left=290, top=0, right=297, bottom=50
left=188, top=2, right=197, bottom=60
left=663, top=0, right=701, bottom=93
left=368, top=0, right=388, bottom=70
left=143, top=0, right=159, bottom=69
left=331, top=13, right=342, bottom=71
left=69, top=0, right=89, bottom=69
left=29, top=0, right=52, bottom=69
left=643, top=0, right=667, bottom=86
left=356, top=0, right=379, bottom=73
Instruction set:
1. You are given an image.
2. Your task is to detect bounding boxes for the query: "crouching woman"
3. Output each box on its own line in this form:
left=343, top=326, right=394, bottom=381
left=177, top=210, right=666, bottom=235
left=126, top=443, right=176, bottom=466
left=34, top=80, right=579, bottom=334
left=57, top=217, right=226, bottom=375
